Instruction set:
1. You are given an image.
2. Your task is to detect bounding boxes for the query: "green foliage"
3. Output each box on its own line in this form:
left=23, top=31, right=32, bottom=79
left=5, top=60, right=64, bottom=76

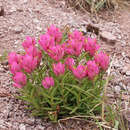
left=105, top=102, right=129, bottom=130
left=0, top=51, right=8, bottom=63
left=17, top=51, right=106, bottom=122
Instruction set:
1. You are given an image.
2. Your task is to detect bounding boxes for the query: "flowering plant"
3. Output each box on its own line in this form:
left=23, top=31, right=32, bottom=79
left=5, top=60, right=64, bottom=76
left=8, top=25, right=109, bottom=122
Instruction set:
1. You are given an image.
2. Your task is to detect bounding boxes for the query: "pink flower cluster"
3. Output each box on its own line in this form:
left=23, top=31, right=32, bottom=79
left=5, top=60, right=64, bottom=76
left=8, top=36, right=42, bottom=88
left=9, top=25, right=109, bottom=89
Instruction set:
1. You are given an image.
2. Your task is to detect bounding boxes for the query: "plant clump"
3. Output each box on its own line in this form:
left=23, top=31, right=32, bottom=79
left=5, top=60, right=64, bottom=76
left=8, top=25, right=109, bottom=122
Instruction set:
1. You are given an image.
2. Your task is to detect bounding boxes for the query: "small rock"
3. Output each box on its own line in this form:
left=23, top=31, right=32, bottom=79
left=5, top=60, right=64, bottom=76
left=1, top=61, right=8, bottom=66
left=22, top=0, right=28, bottom=4
left=36, top=125, right=45, bottom=130
left=86, top=23, right=99, bottom=35
left=121, top=64, right=130, bottom=75
left=0, top=6, right=4, bottom=16
left=12, top=26, right=23, bottom=34
left=33, top=18, right=40, bottom=24
left=36, top=26, right=42, bottom=31
left=114, top=85, right=121, bottom=93
left=100, top=31, right=116, bottom=45
left=19, top=124, right=26, bottom=130
left=126, top=71, right=130, bottom=76
left=9, top=7, right=17, bottom=13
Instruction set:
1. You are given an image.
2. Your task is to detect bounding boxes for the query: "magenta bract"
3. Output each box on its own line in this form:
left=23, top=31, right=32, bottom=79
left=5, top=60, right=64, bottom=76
left=84, top=37, right=100, bottom=56
left=48, top=45, right=64, bottom=61
left=42, top=77, right=54, bottom=89
left=53, top=62, right=65, bottom=76
left=94, top=52, right=109, bottom=70
left=47, top=25, right=62, bottom=43
left=22, top=54, right=37, bottom=73
left=86, top=60, right=99, bottom=80
left=13, top=72, right=27, bottom=88
left=22, top=36, right=36, bottom=49
left=39, top=34, right=55, bottom=52
left=72, top=65, right=87, bottom=79
left=65, top=57, right=75, bottom=71
left=10, top=61, right=22, bottom=74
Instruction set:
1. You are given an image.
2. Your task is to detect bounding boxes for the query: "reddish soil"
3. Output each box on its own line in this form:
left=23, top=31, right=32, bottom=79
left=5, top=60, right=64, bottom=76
left=0, top=0, right=130, bottom=129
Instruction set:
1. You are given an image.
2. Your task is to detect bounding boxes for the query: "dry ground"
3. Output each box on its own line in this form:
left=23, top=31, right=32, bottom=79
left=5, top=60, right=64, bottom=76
left=0, top=0, right=130, bottom=129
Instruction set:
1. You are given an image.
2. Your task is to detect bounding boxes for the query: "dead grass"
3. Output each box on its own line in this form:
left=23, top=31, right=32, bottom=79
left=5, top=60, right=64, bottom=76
left=65, top=0, right=130, bottom=13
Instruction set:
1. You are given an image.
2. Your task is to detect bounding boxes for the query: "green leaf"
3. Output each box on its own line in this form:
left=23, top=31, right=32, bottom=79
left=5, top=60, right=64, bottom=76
left=69, top=106, right=78, bottom=114
left=114, top=120, right=119, bottom=129
left=65, top=84, right=99, bottom=99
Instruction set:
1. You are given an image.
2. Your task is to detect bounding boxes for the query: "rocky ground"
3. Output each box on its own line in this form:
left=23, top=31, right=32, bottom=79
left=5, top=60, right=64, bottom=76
left=0, top=0, right=130, bottom=129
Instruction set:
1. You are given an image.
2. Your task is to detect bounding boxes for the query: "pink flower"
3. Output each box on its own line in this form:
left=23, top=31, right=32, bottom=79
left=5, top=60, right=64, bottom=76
left=25, top=46, right=42, bottom=64
left=25, top=46, right=38, bottom=57
left=48, top=45, right=64, bottom=61
left=72, top=65, right=87, bottom=79
left=22, top=54, right=37, bottom=73
left=64, top=39, right=83, bottom=56
left=42, top=77, right=54, bottom=89
left=86, top=60, right=99, bottom=80
left=39, top=34, right=55, bottom=52
left=65, top=57, right=75, bottom=70
left=69, top=30, right=84, bottom=41
left=84, top=37, right=100, bottom=56
left=47, top=25, right=62, bottom=43
left=10, top=62, right=22, bottom=74
left=13, top=72, right=27, bottom=88
left=53, top=62, right=65, bottom=76
left=94, top=52, right=109, bottom=70
left=22, top=36, right=36, bottom=49
left=8, top=52, right=19, bottom=64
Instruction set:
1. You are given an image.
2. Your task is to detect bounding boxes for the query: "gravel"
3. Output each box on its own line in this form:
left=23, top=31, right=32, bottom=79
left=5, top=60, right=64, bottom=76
left=0, top=0, right=130, bottom=129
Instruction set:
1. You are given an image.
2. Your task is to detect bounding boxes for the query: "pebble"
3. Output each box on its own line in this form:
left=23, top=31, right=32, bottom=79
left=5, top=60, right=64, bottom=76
left=36, top=125, right=45, bottom=130
left=22, top=0, right=28, bottom=4
left=100, top=31, right=116, bottom=45
left=12, top=26, right=23, bottom=34
left=9, top=7, right=17, bottom=13
left=121, top=64, right=130, bottom=75
left=33, top=18, right=40, bottom=24
left=126, top=71, right=130, bottom=76
left=114, top=85, right=121, bottom=93
left=36, top=26, right=42, bottom=31
left=19, top=124, right=26, bottom=130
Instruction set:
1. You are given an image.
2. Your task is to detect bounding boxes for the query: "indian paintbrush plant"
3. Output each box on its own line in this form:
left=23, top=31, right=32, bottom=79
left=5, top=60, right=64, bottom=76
left=8, top=25, right=109, bottom=122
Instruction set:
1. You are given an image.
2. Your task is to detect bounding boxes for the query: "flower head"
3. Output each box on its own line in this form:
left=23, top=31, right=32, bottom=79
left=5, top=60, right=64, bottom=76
left=72, top=65, right=87, bottom=79
left=22, top=36, right=36, bottom=49
left=47, top=25, right=62, bottom=43
left=86, top=60, right=99, bottom=80
left=94, top=52, right=109, bottom=70
left=69, top=30, right=85, bottom=42
left=25, top=46, right=42, bottom=64
left=64, top=39, right=83, bottom=56
left=13, top=72, right=27, bottom=88
left=10, top=61, right=22, bottom=74
left=48, top=45, right=64, bottom=61
left=42, top=77, right=54, bottom=89
left=22, top=54, right=38, bottom=73
left=39, top=34, right=55, bottom=52
left=8, top=52, right=19, bottom=64
left=53, top=62, right=65, bottom=76
left=65, top=57, right=75, bottom=70
left=84, top=37, right=100, bottom=56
